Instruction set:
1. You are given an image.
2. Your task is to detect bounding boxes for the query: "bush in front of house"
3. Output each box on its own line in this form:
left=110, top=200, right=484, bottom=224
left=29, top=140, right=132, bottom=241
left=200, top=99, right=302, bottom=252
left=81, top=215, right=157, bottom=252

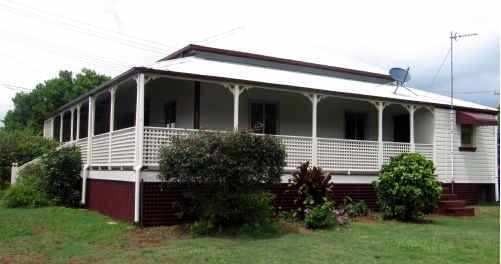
left=0, top=129, right=58, bottom=188
left=340, top=196, right=369, bottom=218
left=1, top=164, right=51, bottom=208
left=2, top=146, right=82, bottom=208
left=373, top=153, right=442, bottom=221
left=289, top=161, right=334, bottom=219
left=40, top=146, right=82, bottom=207
left=159, top=131, right=286, bottom=234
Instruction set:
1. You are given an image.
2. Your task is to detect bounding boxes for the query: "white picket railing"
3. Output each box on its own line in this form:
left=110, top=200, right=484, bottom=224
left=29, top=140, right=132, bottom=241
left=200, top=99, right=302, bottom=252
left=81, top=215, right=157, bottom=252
left=318, top=138, right=379, bottom=171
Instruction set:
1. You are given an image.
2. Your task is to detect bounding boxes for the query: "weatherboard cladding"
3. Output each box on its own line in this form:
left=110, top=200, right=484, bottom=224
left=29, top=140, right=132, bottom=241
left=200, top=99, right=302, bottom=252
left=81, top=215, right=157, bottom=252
left=433, top=108, right=496, bottom=183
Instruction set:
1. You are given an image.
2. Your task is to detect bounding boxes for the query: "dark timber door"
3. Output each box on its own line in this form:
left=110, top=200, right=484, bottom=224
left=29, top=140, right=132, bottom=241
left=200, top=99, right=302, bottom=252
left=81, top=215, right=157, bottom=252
left=393, top=114, right=410, bottom=142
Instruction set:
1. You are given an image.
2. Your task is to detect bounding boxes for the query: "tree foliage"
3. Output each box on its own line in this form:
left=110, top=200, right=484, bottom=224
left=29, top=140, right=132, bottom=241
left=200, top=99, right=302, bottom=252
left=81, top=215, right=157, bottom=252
left=0, top=129, right=57, bottom=187
left=3, top=69, right=110, bottom=133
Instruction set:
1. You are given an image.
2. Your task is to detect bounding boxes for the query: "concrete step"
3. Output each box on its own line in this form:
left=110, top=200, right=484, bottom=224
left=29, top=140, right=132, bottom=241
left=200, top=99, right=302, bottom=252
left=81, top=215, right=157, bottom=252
left=447, top=207, right=475, bottom=217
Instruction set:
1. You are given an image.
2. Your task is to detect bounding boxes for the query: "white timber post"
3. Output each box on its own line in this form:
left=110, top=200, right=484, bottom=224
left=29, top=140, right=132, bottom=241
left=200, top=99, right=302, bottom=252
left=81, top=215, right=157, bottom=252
left=233, top=85, right=240, bottom=130
left=304, top=93, right=323, bottom=166
left=76, top=104, right=81, bottom=140
left=224, top=84, right=247, bottom=131
left=11, top=163, right=18, bottom=184
left=312, top=95, right=318, bottom=166
left=409, top=105, right=415, bottom=152
left=70, top=108, right=74, bottom=142
left=108, top=86, right=116, bottom=168
left=50, top=118, right=54, bottom=139
left=377, top=101, right=384, bottom=168
left=134, top=73, right=145, bottom=224
left=81, top=96, right=94, bottom=205
left=59, top=112, right=64, bottom=143
left=495, top=125, right=499, bottom=201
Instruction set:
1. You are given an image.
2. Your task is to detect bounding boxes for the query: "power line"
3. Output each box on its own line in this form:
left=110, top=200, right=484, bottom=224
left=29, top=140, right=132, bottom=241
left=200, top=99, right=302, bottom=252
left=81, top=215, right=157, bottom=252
left=0, top=82, right=32, bottom=92
left=0, top=0, right=178, bottom=55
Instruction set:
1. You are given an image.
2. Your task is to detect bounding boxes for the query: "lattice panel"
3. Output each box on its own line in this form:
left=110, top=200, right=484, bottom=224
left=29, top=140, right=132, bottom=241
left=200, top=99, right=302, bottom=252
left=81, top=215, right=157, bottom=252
left=275, top=135, right=312, bottom=170
left=143, top=127, right=200, bottom=167
left=91, top=133, right=110, bottom=165
left=76, top=138, right=88, bottom=165
left=383, top=141, right=411, bottom=164
left=110, top=127, right=136, bottom=166
left=318, top=138, right=379, bottom=171
left=415, top=143, right=433, bottom=161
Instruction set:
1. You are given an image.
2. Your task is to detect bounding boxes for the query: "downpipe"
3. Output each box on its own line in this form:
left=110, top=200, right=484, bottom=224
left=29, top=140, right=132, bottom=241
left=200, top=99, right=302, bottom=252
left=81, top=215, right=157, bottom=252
left=80, top=165, right=89, bottom=206
left=134, top=165, right=143, bottom=224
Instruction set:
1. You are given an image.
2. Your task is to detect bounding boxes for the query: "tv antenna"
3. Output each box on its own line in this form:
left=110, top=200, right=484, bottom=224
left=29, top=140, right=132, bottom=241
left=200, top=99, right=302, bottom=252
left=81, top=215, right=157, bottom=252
left=449, top=31, right=478, bottom=194
left=389, top=67, right=416, bottom=95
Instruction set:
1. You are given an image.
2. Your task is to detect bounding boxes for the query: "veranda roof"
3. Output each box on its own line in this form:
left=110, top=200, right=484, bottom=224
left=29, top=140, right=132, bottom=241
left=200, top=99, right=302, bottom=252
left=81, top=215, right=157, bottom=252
left=53, top=46, right=498, bottom=115
left=144, top=56, right=497, bottom=113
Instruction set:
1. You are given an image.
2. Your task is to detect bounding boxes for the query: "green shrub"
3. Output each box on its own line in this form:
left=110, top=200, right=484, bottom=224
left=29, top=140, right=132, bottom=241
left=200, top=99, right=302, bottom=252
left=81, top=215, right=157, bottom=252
left=373, top=153, right=442, bottom=221
left=341, top=196, right=369, bottom=217
left=304, top=201, right=336, bottom=229
left=1, top=164, right=51, bottom=208
left=40, top=146, right=82, bottom=207
left=0, top=129, right=57, bottom=187
left=159, top=131, right=285, bottom=189
left=289, top=161, right=334, bottom=218
left=190, top=220, right=215, bottom=236
left=159, top=131, right=285, bottom=233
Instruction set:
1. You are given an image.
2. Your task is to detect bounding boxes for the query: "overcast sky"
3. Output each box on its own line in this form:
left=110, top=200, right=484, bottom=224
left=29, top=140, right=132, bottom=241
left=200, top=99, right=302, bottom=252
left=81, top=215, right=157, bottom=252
left=0, top=0, right=499, bottom=125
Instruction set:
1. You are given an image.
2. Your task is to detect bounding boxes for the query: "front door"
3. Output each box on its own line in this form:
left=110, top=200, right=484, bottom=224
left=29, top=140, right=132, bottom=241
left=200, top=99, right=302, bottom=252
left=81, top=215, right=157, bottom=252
left=393, top=114, right=410, bottom=142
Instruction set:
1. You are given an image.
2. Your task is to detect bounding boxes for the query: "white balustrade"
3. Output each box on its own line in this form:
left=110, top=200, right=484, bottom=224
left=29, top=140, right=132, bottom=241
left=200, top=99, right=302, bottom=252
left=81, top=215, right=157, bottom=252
left=274, top=135, right=312, bottom=170
left=68, top=126, right=434, bottom=172
left=318, top=138, right=379, bottom=171
left=415, top=143, right=434, bottom=161
left=110, top=127, right=136, bottom=166
left=382, top=141, right=411, bottom=164
left=76, top=138, right=88, bottom=165
left=143, top=127, right=201, bottom=167
left=91, top=132, right=110, bottom=166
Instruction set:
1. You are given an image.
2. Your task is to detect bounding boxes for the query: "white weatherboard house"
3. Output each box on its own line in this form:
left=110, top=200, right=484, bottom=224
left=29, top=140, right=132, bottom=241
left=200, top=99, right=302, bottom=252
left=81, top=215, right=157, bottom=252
left=41, top=44, right=498, bottom=225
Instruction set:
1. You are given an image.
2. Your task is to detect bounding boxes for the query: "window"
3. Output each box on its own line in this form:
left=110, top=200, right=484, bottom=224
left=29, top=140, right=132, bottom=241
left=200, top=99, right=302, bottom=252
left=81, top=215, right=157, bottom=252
left=345, top=113, right=366, bottom=140
left=459, top=124, right=476, bottom=151
left=250, top=102, right=278, bottom=134
left=164, top=102, right=176, bottom=128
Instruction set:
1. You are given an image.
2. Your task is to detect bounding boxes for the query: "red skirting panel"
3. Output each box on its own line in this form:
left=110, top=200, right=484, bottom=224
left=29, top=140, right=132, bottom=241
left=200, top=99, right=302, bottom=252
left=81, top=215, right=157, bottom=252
left=87, top=179, right=134, bottom=223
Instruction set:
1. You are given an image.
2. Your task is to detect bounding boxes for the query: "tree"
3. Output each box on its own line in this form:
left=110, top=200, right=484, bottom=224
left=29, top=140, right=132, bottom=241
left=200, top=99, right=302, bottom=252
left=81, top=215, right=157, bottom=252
left=3, top=69, right=110, bottom=133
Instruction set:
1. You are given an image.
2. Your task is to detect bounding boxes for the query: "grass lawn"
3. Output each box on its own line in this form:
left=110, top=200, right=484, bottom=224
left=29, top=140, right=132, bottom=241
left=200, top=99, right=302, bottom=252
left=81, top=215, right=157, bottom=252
left=0, top=205, right=498, bottom=264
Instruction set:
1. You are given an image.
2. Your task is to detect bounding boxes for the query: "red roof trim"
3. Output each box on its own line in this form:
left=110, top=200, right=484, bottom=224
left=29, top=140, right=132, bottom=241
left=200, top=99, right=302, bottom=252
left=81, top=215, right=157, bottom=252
left=160, top=44, right=394, bottom=81
left=456, top=111, right=498, bottom=126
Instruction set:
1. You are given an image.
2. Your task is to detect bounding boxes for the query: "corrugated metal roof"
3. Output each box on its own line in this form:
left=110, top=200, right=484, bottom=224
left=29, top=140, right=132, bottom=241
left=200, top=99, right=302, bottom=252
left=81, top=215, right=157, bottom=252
left=146, top=56, right=497, bottom=112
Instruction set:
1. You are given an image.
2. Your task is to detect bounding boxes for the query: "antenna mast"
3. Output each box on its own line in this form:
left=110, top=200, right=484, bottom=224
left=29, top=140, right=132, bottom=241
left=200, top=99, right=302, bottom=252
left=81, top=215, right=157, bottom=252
left=449, top=31, right=477, bottom=194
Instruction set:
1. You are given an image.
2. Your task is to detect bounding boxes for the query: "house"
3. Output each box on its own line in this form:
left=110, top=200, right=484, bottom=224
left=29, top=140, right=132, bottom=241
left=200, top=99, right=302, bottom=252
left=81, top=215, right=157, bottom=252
left=41, top=44, right=498, bottom=225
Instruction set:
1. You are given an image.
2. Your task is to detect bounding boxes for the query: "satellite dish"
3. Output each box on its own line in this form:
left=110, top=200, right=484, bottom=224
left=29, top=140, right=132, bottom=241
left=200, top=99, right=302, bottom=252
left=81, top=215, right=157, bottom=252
left=389, top=67, right=411, bottom=84
left=389, top=67, right=416, bottom=95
